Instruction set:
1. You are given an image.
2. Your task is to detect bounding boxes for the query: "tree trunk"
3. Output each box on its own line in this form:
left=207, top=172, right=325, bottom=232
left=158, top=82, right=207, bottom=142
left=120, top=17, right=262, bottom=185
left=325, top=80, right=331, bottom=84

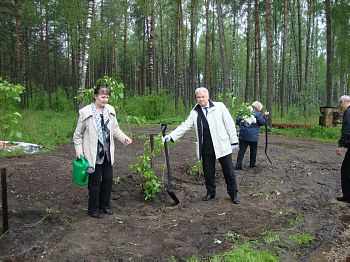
left=45, top=13, right=52, bottom=106
left=148, top=4, right=155, bottom=91
left=175, top=6, right=180, bottom=111
left=13, top=0, right=21, bottom=84
left=325, top=0, right=333, bottom=106
left=189, top=0, right=197, bottom=95
left=244, top=0, right=252, bottom=102
left=79, top=0, right=95, bottom=90
left=159, top=1, right=164, bottom=89
left=296, top=0, right=302, bottom=93
left=265, top=0, right=273, bottom=125
left=122, top=11, right=127, bottom=85
left=280, top=0, right=288, bottom=117
left=253, top=0, right=260, bottom=101
left=304, top=0, right=312, bottom=90
left=216, top=0, right=230, bottom=95
left=178, top=0, right=188, bottom=109
left=204, top=0, right=212, bottom=91
left=231, top=1, right=238, bottom=93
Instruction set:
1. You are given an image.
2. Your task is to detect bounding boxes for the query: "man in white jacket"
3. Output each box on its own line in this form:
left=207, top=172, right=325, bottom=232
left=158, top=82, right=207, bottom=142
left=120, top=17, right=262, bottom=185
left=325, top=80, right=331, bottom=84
left=163, top=87, right=240, bottom=204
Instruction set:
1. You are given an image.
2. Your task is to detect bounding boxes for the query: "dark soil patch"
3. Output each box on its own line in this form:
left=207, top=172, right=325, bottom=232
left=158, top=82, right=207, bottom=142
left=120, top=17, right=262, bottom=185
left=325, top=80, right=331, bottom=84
left=0, top=126, right=349, bottom=261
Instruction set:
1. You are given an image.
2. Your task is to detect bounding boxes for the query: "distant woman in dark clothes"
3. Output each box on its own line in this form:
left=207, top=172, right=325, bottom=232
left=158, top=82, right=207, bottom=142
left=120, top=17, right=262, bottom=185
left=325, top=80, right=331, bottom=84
left=235, top=101, right=269, bottom=170
left=336, top=95, right=350, bottom=203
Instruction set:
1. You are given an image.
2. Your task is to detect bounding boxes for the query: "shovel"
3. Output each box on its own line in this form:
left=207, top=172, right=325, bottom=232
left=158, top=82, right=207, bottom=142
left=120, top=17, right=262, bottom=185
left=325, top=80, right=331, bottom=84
left=161, top=124, right=180, bottom=204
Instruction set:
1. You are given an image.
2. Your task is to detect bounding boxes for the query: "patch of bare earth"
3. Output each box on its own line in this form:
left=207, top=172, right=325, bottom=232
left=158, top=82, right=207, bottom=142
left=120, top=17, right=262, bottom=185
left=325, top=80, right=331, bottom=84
left=1, top=126, right=350, bottom=261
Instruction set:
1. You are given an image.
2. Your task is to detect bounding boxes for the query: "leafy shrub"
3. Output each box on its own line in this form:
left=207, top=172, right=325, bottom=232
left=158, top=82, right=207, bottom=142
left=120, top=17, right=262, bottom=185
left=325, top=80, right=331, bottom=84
left=0, top=78, right=24, bottom=141
left=130, top=135, right=164, bottom=200
left=124, top=89, right=170, bottom=120
left=51, top=88, right=73, bottom=112
left=31, top=89, right=49, bottom=110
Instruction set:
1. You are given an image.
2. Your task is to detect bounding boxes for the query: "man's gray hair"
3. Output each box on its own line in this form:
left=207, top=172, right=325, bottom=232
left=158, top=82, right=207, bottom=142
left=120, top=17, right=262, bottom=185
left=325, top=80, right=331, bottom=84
left=195, top=87, right=209, bottom=95
left=339, top=95, right=350, bottom=102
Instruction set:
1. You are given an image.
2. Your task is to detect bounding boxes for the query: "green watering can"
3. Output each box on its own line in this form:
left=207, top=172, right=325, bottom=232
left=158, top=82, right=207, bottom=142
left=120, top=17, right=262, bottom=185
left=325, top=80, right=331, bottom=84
left=72, top=156, right=94, bottom=186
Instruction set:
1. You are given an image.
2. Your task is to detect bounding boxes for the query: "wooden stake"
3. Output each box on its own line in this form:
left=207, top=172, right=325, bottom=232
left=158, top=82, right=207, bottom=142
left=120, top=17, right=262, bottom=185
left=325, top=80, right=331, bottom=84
left=150, top=134, right=155, bottom=168
left=1, top=168, right=9, bottom=234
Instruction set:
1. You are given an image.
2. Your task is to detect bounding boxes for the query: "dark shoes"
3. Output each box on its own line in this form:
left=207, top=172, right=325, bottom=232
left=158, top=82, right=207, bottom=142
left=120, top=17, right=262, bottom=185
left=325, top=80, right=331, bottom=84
left=336, top=196, right=350, bottom=203
left=100, top=208, right=114, bottom=215
left=202, top=194, right=215, bottom=201
left=250, top=165, right=258, bottom=168
left=235, top=165, right=244, bottom=170
left=88, top=207, right=113, bottom=218
left=88, top=211, right=103, bottom=219
left=231, top=196, right=240, bottom=205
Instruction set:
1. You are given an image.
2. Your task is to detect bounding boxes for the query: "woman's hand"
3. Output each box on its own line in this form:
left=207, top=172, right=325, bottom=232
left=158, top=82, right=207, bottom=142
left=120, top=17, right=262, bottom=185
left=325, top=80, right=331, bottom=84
left=76, top=152, right=84, bottom=159
left=336, top=147, right=342, bottom=156
left=124, top=137, right=132, bottom=145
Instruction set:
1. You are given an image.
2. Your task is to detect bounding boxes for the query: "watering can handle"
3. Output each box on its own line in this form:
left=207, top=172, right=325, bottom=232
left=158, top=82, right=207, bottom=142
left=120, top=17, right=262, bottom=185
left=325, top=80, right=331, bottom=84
left=161, top=123, right=167, bottom=137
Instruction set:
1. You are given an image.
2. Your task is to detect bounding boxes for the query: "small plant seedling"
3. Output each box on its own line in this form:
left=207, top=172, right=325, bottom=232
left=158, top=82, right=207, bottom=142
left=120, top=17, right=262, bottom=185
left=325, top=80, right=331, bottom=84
left=113, top=176, right=122, bottom=186
left=188, top=160, right=203, bottom=177
left=289, top=213, right=303, bottom=228
left=288, top=232, right=315, bottom=245
left=260, top=231, right=280, bottom=244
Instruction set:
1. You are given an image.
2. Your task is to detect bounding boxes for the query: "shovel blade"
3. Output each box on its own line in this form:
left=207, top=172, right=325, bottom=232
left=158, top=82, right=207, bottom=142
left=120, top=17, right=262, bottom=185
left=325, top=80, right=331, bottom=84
left=167, top=189, right=180, bottom=204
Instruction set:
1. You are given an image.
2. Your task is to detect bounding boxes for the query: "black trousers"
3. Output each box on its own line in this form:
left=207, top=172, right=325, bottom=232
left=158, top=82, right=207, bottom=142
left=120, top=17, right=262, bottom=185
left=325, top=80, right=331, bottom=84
left=202, top=153, right=238, bottom=197
left=88, top=158, right=113, bottom=213
left=341, top=148, right=350, bottom=197
left=236, top=140, right=258, bottom=167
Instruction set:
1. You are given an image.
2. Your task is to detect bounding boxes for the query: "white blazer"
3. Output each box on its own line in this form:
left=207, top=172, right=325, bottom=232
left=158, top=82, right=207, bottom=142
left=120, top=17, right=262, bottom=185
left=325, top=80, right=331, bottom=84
left=170, top=101, right=238, bottom=159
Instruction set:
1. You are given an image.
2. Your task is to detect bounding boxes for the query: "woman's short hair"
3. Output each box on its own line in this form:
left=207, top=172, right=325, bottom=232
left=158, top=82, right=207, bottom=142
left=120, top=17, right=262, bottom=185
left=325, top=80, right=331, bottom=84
left=252, top=101, right=263, bottom=111
left=339, top=95, right=350, bottom=103
left=94, top=84, right=110, bottom=96
left=195, top=87, right=209, bottom=95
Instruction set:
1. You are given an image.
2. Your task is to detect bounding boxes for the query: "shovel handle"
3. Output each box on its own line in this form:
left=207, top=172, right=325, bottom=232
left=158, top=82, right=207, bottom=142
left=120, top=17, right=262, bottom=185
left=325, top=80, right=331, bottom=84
left=161, top=123, right=167, bottom=137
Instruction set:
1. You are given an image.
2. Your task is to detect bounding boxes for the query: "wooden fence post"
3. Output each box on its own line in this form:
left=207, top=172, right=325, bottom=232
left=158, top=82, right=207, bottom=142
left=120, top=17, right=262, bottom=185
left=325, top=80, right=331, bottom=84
left=150, top=134, right=155, bottom=168
left=1, top=168, right=9, bottom=234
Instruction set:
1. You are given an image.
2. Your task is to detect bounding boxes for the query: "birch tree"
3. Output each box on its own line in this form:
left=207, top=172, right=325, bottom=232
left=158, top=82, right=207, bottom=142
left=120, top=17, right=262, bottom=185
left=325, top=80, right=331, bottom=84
left=79, top=0, right=95, bottom=89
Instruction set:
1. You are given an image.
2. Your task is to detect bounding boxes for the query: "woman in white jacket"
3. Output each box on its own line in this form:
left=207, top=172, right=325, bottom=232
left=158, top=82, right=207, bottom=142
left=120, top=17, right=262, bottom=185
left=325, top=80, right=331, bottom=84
left=163, top=87, right=240, bottom=204
left=73, top=84, right=132, bottom=218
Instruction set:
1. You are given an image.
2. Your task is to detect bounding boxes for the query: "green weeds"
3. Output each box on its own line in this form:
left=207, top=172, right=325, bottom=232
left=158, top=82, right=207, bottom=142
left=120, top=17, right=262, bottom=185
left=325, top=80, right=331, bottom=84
left=188, top=160, right=203, bottom=177
left=288, top=232, right=315, bottom=245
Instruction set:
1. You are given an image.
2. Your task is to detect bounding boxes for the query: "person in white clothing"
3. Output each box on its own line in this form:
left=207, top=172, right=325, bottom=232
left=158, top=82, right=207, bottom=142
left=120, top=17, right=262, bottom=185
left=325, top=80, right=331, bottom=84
left=163, top=87, right=240, bottom=204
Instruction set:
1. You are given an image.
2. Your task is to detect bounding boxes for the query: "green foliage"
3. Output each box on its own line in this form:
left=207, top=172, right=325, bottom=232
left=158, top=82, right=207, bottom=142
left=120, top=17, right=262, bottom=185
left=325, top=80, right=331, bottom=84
left=217, top=92, right=254, bottom=120
left=288, top=213, right=303, bottom=228
left=130, top=135, right=164, bottom=200
left=211, top=242, right=278, bottom=262
left=19, top=110, right=76, bottom=148
left=260, top=231, right=280, bottom=244
left=270, top=125, right=340, bottom=143
left=113, top=176, right=122, bottom=186
left=75, top=76, right=124, bottom=107
left=31, top=89, right=49, bottom=110
left=123, top=89, right=170, bottom=120
left=288, top=232, right=315, bottom=246
left=0, top=78, right=25, bottom=142
left=51, top=88, right=73, bottom=112
left=188, top=160, right=203, bottom=177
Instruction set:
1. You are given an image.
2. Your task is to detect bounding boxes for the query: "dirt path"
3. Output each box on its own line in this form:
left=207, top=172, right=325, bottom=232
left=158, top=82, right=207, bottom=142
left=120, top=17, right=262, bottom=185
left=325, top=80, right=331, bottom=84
left=0, top=126, right=349, bottom=261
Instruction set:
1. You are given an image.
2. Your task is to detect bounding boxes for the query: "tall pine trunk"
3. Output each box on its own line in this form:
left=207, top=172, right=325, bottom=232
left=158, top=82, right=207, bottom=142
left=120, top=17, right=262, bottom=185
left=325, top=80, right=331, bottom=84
left=216, top=0, right=230, bottom=96
left=244, top=0, right=252, bottom=102
left=79, top=0, right=95, bottom=90
left=280, top=0, right=288, bottom=117
left=265, top=0, right=273, bottom=125
left=325, top=0, right=333, bottom=106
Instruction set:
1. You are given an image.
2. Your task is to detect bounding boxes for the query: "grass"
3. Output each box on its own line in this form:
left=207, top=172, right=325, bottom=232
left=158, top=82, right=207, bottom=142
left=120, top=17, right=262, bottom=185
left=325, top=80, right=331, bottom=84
left=288, top=232, right=315, bottom=245
left=211, top=243, right=278, bottom=262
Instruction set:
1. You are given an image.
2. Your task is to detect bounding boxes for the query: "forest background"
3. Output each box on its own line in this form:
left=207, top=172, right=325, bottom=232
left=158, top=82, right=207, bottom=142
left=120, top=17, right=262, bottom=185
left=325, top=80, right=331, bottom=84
left=0, top=0, right=349, bottom=139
